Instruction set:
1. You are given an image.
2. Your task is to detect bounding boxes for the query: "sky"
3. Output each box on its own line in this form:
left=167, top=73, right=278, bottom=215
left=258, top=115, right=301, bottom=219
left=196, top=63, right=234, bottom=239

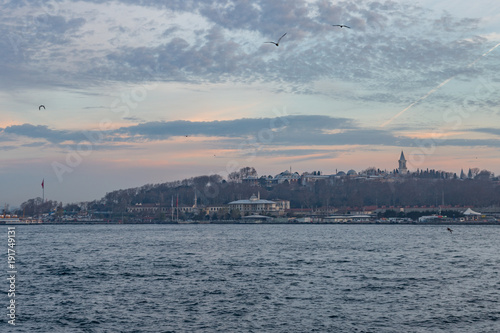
left=1, top=0, right=500, bottom=208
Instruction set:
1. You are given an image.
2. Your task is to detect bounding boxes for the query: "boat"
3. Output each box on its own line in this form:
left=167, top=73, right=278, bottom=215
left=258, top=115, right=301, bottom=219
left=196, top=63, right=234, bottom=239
left=0, top=214, right=21, bottom=224
left=0, top=214, right=42, bottom=224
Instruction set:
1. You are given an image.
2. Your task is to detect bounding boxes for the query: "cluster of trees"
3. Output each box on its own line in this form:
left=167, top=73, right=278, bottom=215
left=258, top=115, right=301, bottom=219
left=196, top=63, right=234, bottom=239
left=18, top=198, right=61, bottom=216
left=15, top=167, right=500, bottom=216
left=363, top=166, right=494, bottom=180
left=85, top=168, right=500, bottom=212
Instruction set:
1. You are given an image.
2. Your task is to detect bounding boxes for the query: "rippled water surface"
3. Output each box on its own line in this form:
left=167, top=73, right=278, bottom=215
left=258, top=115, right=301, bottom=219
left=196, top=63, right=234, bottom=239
left=2, top=224, right=499, bottom=332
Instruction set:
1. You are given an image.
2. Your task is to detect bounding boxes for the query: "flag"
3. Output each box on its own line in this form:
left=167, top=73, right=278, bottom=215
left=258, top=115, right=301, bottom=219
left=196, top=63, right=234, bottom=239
left=41, top=179, right=44, bottom=189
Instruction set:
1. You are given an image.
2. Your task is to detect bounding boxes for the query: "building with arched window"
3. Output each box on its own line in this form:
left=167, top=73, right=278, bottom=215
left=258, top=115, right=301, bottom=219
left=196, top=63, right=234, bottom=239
left=228, top=193, right=289, bottom=216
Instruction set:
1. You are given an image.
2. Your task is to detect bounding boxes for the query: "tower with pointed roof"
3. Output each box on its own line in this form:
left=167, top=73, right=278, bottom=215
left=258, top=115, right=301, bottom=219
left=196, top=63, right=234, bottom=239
left=398, top=151, right=407, bottom=174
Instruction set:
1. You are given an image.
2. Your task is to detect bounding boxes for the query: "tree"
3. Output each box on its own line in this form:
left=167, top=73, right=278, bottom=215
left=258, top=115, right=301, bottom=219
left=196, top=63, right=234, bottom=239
left=19, top=198, right=58, bottom=216
left=193, top=209, right=206, bottom=221
left=475, top=169, right=492, bottom=181
left=228, top=167, right=257, bottom=182
left=157, top=212, right=166, bottom=222
left=230, top=209, right=241, bottom=220
left=361, top=167, right=377, bottom=176
left=470, top=167, right=480, bottom=178
left=64, top=203, right=81, bottom=212
left=217, top=208, right=230, bottom=220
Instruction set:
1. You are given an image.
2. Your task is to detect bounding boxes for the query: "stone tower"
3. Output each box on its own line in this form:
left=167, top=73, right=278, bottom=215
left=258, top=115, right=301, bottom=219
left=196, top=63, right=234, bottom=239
left=398, top=151, right=407, bottom=174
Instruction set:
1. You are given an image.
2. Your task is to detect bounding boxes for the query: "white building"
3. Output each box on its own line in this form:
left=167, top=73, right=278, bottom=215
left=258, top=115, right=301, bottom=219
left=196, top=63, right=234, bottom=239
left=127, top=203, right=167, bottom=213
left=228, top=193, right=289, bottom=216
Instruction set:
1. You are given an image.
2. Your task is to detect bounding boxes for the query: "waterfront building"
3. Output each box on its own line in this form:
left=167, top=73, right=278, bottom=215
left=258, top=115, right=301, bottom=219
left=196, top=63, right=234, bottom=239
left=462, top=207, right=482, bottom=221
left=228, top=193, right=289, bottom=216
left=323, top=214, right=372, bottom=223
left=127, top=203, right=167, bottom=213
left=204, top=206, right=227, bottom=216
left=274, top=199, right=291, bottom=211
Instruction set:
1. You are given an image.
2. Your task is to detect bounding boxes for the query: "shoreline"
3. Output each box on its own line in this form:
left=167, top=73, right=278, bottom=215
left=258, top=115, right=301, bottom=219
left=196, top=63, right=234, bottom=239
left=1, top=221, right=499, bottom=226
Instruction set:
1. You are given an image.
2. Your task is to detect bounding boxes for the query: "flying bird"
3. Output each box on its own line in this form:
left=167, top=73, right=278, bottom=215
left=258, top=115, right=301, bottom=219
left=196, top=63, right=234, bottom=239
left=264, top=33, right=287, bottom=46
left=332, top=24, right=351, bottom=29
left=447, top=227, right=453, bottom=233
left=39, top=105, right=45, bottom=110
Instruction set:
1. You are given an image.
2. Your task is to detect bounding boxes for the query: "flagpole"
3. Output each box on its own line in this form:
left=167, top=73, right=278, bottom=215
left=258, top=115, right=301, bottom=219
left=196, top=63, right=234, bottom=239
left=40, top=179, right=44, bottom=222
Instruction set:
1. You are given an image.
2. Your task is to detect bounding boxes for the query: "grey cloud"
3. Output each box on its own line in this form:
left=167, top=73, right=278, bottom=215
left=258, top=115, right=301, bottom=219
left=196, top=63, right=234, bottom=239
left=113, top=115, right=411, bottom=150
left=433, top=138, right=500, bottom=147
left=269, top=128, right=406, bottom=147
left=472, top=128, right=500, bottom=136
left=3, top=116, right=500, bottom=150
left=0, top=145, right=16, bottom=151
left=1, top=0, right=495, bottom=97
left=34, top=15, right=86, bottom=35
left=288, top=152, right=342, bottom=163
left=117, top=115, right=355, bottom=141
left=123, top=116, right=146, bottom=123
left=3, top=124, right=69, bottom=143
left=0, top=12, right=88, bottom=89
left=250, top=148, right=337, bottom=157
left=61, top=143, right=139, bottom=152
left=241, top=148, right=343, bottom=160
left=2, top=124, right=105, bottom=144
left=22, top=141, right=48, bottom=148
left=80, top=0, right=209, bottom=12
left=83, top=105, right=108, bottom=109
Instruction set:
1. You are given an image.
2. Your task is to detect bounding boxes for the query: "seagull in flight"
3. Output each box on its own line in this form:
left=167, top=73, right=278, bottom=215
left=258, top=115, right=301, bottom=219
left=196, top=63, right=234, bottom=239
left=447, top=227, right=453, bottom=233
left=264, top=33, right=287, bottom=46
left=332, top=24, right=351, bottom=29
left=39, top=105, right=45, bottom=110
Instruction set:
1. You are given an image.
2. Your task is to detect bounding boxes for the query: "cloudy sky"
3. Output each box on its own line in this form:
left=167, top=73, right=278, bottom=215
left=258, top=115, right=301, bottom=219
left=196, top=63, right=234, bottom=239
left=1, top=0, right=500, bottom=207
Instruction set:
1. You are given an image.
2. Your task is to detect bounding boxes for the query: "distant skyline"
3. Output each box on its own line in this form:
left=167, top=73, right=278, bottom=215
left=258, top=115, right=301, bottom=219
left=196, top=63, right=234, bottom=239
left=1, top=0, right=500, bottom=207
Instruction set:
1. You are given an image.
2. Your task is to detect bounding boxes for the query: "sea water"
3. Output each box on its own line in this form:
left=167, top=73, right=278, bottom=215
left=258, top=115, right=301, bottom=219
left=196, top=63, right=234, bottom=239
left=1, top=224, right=499, bottom=332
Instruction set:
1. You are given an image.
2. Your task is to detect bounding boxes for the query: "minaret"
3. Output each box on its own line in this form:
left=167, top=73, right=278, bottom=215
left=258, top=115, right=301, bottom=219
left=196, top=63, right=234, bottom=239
left=398, top=151, right=407, bottom=174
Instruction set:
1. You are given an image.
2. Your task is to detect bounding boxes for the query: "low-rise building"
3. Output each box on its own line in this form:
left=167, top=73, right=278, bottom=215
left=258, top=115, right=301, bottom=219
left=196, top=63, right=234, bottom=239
left=127, top=203, right=167, bottom=213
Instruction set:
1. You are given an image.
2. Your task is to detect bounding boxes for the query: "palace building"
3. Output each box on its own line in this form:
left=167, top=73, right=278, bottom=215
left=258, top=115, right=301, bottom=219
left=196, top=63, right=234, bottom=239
left=228, top=193, right=289, bottom=216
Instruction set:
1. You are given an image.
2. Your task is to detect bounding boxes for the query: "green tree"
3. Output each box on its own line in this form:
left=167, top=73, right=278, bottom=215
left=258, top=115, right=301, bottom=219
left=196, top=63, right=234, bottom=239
left=230, top=209, right=241, bottom=220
